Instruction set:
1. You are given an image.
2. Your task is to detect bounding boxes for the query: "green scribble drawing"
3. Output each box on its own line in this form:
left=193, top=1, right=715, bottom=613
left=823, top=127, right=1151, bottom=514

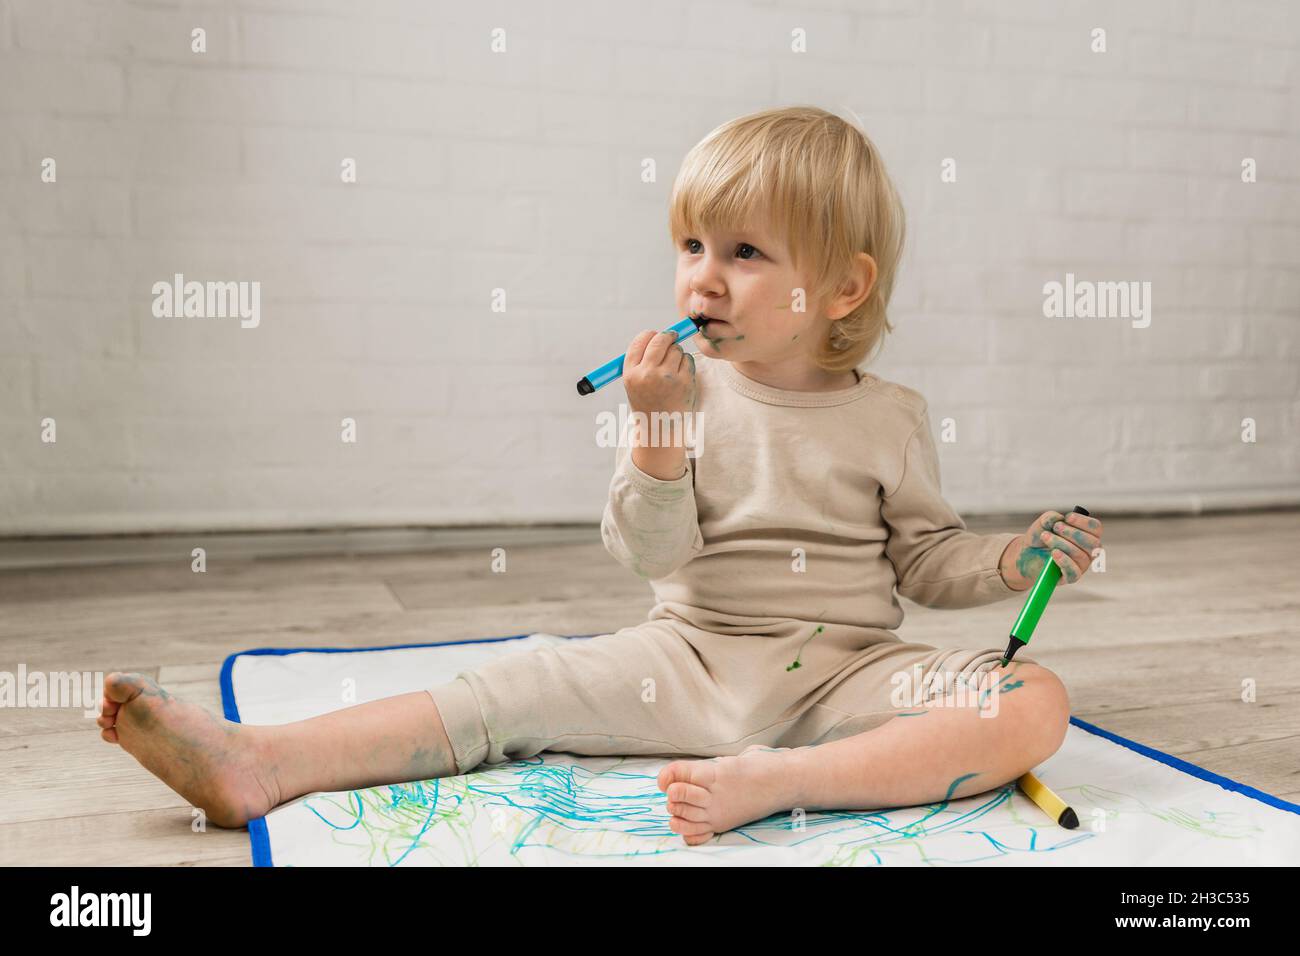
left=1063, top=785, right=1262, bottom=841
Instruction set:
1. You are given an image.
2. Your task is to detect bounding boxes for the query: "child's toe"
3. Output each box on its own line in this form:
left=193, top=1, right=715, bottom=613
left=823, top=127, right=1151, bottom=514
left=655, top=764, right=675, bottom=791
left=669, top=815, right=714, bottom=837
left=657, top=760, right=696, bottom=791
left=667, top=780, right=712, bottom=807
left=104, top=672, right=146, bottom=704
left=667, top=800, right=710, bottom=822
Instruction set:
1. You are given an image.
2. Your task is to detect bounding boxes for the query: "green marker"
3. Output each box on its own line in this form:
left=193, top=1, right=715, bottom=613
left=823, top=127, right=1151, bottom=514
left=1000, top=505, right=1090, bottom=667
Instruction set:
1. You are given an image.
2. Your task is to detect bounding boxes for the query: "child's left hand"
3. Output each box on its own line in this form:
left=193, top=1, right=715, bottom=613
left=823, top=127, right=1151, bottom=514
left=999, top=510, right=1104, bottom=590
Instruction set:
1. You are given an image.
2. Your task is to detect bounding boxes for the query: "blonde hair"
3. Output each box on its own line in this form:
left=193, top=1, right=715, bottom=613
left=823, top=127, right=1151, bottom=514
left=668, top=105, right=906, bottom=372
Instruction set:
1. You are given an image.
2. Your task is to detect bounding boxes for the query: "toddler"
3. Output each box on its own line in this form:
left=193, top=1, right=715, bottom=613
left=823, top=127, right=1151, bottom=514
left=99, top=106, right=1102, bottom=844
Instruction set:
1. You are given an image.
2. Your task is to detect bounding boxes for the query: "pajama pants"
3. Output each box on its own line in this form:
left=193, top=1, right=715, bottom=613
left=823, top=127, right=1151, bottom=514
left=426, top=615, right=1037, bottom=775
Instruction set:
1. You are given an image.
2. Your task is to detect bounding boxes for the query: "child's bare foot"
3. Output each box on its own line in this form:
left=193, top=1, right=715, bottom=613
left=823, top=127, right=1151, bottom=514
left=97, top=672, right=281, bottom=828
left=657, top=745, right=806, bottom=845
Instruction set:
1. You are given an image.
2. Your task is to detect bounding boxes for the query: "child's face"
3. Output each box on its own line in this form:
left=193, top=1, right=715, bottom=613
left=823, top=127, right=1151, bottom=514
left=674, top=218, right=832, bottom=366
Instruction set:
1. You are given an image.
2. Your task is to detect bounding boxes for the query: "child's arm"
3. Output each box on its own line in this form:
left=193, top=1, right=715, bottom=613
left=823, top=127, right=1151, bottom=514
left=600, top=327, right=704, bottom=580
left=600, top=438, right=704, bottom=580
left=879, top=409, right=1020, bottom=609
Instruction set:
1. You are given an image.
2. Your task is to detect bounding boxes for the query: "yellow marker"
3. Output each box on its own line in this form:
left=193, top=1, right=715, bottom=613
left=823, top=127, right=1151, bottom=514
left=1017, top=771, right=1079, bottom=829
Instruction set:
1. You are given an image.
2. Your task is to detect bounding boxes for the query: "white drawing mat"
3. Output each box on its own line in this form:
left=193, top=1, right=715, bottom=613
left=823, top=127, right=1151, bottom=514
left=220, top=633, right=1300, bottom=866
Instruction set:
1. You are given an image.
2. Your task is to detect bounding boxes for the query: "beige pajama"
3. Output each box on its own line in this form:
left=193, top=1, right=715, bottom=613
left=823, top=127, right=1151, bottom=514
left=429, top=357, right=1032, bottom=775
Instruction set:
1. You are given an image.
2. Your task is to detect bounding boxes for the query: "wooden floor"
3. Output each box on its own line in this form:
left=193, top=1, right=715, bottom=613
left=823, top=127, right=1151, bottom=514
left=1, top=510, right=1297, bottom=865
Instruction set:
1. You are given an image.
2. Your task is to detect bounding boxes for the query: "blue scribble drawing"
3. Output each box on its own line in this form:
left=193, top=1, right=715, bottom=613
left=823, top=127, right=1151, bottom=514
left=279, top=753, right=1113, bottom=866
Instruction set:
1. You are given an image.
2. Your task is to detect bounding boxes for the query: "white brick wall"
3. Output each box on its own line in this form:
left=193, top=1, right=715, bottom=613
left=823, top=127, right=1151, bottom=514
left=0, top=0, right=1297, bottom=534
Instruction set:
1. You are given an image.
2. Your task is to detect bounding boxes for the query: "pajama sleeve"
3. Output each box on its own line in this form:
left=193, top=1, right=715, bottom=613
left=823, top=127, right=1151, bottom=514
left=880, top=409, right=1020, bottom=609
left=600, top=439, right=705, bottom=580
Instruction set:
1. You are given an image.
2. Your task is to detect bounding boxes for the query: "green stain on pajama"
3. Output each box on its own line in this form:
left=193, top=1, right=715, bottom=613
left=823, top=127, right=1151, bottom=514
left=785, top=624, right=824, bottom=671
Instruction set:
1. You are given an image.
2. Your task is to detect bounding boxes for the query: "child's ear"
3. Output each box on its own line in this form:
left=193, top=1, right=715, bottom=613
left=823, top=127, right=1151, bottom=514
left=828, top=253, right=878, bottom=320
left=859, top=253, right=879, bottom=299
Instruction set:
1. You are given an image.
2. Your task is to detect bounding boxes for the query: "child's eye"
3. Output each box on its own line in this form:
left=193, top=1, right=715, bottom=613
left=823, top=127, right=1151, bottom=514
left=682, top=238, right=763, bottom=260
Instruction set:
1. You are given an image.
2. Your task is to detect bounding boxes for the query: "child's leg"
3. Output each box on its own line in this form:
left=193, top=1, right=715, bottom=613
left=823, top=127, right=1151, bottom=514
left=97, top=672, right=456, bottom=829
left=98, top=621, right=718, bottom=829
left=658, top=660, right=1069, bottom=844
left=264, top=690, right=457, bottom=802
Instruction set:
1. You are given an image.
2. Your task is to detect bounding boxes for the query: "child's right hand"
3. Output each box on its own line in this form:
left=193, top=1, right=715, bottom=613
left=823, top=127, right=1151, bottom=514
left=623, top=328, right=697, bottom=416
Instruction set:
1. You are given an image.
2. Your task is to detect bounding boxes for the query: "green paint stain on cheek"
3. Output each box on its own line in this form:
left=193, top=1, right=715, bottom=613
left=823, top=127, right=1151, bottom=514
left=702, top=332, right=744, bottom=348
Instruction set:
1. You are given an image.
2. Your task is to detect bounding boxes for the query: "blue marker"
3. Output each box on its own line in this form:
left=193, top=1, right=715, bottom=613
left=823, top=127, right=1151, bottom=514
left=576, top=314, right=707, bottom=396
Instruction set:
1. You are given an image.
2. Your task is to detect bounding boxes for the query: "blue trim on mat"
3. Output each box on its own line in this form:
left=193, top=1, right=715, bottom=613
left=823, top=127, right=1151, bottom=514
left=219, top=631, right=602, bottom=867
left=220, top=635, right=1300, bottom=866
left=247, top=817, right=273, bottom=867
left=1069, top=715, right=1300, bottom=816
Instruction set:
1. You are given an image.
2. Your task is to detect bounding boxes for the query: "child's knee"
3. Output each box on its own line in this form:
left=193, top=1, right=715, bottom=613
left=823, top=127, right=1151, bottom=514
left=1002, top=663, right=1070, bottom=757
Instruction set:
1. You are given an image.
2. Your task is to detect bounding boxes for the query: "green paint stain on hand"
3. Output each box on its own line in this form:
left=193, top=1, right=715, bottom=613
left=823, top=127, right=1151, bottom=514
left=1015, top=545, right=1051, bottom=581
